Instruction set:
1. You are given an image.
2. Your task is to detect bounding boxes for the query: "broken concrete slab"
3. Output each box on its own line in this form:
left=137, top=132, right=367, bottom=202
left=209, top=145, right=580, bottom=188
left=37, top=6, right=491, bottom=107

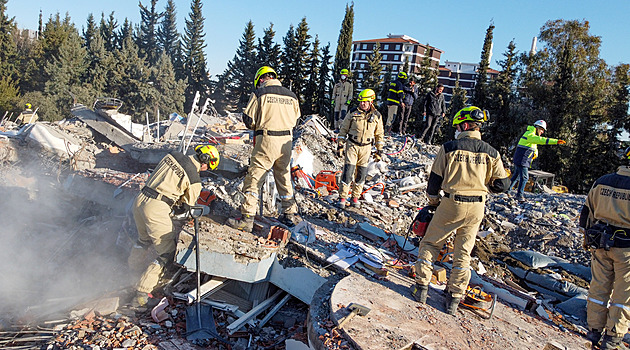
left=71, top=104, right=138, bottom=149
left=268, top=258, right=326, bottom=304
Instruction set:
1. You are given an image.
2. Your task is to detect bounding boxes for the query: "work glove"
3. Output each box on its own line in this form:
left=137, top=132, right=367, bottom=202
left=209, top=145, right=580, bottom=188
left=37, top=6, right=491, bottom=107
left=427, top=194, right=440, bottom=206
left=558, top=139, right=566, bottom=145
left=373, top=149, right=382, bottom=162
left=336, top=141, right=345, bottom=157
left=345, top=100, right=351, bottom=105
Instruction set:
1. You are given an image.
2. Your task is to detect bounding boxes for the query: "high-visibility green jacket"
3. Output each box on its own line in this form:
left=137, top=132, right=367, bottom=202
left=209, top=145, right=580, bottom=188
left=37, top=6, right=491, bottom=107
left=512, top=125, right=559, bottom=168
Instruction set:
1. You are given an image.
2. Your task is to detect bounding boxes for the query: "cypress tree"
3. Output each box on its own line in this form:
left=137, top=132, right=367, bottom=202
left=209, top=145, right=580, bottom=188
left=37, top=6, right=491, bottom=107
left=332, top=3, right=353, bottom=82
left=182, top=0, right=210, bottom=110
left=303, top=36, right=321, bottom=115
left=417, top=45, right=438, bottom=95
left=225, top=21, right=257, bottom=110
left=471, top=23, right=494, bottom=109
left=100, top=12, right=118, bottom=52
left=139, top=0, right=162, bottom=65
left=362, top=42, right=382, bottom=92
left=256, top=23, right=281, bottom=69
left=317, top=43, right=333, bottom=120
left=38, top=10, right=43, bottom=38
left=435, top=77, right=467, bottom=143
left=484, top=40, right=519, bottom=155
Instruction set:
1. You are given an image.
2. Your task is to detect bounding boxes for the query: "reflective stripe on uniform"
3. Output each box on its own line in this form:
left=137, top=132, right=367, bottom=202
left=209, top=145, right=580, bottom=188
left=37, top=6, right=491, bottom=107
left=279, top=195, right=292, bottom=199
left=610, top=302, right=630, bottom=311
left=245, top=191, right=260, bottom=198
left=387, top=98, right=400, bottom=104
left=419, top=258, right=432, bottom=265
left=588, top=296, right=607, bottom=306
left=452, top=266, right=466, bottom=270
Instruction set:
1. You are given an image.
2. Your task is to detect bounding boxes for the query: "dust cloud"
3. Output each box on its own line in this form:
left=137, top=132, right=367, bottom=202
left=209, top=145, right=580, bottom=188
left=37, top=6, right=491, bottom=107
left=0, top=164, right=132, bottom=325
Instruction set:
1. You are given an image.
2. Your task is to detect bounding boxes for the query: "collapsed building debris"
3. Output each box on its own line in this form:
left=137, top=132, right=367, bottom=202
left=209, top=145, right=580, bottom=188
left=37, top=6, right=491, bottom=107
left=0, top=104, right=616, bottom=349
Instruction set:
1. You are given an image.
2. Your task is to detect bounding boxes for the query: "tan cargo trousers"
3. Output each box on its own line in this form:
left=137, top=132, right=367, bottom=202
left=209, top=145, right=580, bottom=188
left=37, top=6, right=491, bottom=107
left=339, top=143, right=371, bottom=200
left=241, top=134, right=297, bottom=216
left=414, top=197, right=485, bottom=298
left=385, top=105, right=399, bottom=132
left=131, top=193, right=175, bottom=294
left=587, top=247, right=630, bottom=337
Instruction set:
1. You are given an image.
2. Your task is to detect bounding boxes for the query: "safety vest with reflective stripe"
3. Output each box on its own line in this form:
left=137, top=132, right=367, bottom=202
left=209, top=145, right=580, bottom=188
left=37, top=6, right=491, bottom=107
left=387, top=79, right=405, bottom=105
left=512, top=125, right=559, bottom=168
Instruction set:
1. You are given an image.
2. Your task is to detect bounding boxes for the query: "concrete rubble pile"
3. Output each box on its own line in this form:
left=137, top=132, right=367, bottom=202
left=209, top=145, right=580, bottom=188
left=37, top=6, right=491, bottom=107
left=0, top=108, right=601, bottom=349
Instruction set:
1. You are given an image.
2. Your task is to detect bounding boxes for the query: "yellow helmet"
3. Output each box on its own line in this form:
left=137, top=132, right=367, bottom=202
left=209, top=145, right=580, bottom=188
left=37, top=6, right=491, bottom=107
left=195, top=145, right=220, bottom=170
left=397, top=71, right=408, bottom=80
left=25, top=103, right=32, bottom=109
left=254, top=66, right=277, bottom=88
left=625, top=146, right=630, bottom=160
left=357, top=89, right=376, bottom=102
left=340, top=69, right=349, bottom=75
left=452, top=106, right=488, bottom=126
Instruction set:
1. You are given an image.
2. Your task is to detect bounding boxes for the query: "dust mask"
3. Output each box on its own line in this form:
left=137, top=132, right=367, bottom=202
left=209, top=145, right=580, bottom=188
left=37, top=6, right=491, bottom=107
left=454, top=130, right=461, bottom=139
left=341, top=75, right=347, bottom=80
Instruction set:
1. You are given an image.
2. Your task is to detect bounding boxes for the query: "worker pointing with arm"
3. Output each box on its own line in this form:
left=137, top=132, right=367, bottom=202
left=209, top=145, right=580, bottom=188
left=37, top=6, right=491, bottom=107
left=411, top=106, right=510, bottom=316
left=579, top=147, right=630, bottom=350
left=510, top=120, right=566, bottom=201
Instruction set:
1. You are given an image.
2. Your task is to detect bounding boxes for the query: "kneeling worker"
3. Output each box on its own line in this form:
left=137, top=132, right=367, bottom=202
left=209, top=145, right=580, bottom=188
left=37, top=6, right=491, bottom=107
left=337, top=88, right=384, bottom=208
left=411, top=106, right=510, bottom=315
left=130, top=145, right=219, bottom=308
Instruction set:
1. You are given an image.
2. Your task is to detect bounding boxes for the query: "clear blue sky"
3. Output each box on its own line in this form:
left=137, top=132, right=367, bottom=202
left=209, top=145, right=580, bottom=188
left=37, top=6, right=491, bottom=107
left=6, top=0, right=630, bottom=76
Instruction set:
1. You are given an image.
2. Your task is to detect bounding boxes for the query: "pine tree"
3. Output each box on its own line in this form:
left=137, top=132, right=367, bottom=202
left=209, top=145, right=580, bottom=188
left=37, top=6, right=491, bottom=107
left=84, top=29, right=113, bottom=95
left=380, top=64, right=393, bottom=104
left=256, top=23, right=281, bottom=69
left=281, top=18, right=311, bottom=107
left=303, top=36, right=321, bottom=115
left=471, top=23, right=494, bottom=109
left=82, top=13, right=97, bottom=48
left=182, top=0, right=210, bottom=110
left=317, top=43, right=333, bottom=119
left=0, top=76, right=19, bottom=114
left=100, top=12, right=118, bottom=51
left=524, top=19, right=613, bottom=192
left=0, top=0, right=17, bottom=80
left=332, top=3, right=353, bottom=82
left=38, top=13, right=77, bottom=92
left=362, top=42, right=382, bottom=92
left=110, top=35, right=150, bottom=120
left=484, top=40, right=519, bottom=155
left=416, top=45, right=438, bottom=95
left=118, top=18, right=133, bottom=49
left=603, top=64, right=630, bottom=169
left=150, top=52, right=186, bottom=115
left=225, top=21, right=257, bottom=110
left=435, top=78, right=467, bottom=143
left=280, top=24, right=296, bottom=88
left=44, top=30, right=88, bottom=120
left=139, top=0, right=162, bottom=65
left=158, top=0, right=180, bottom=61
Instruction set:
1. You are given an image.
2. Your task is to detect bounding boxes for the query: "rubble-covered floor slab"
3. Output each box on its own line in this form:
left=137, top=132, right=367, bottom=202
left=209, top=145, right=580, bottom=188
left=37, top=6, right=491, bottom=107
left=329, top=273, right=583, bottom=350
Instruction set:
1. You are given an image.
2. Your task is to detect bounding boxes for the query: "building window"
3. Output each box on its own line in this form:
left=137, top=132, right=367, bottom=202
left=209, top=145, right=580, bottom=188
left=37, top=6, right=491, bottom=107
left=393, top=65, right=398, bottom=70
left=383, top=44, right=389, bottom=50
left=395, top=44, right=400, bottom=50
left=359, top=73, right=363, bottom=79
left=382, top=54, right=388, bottom=60
left=360, top=63, right=365, bottom=68
left=362, top=43, right=367, bottom=50
left=361, top=53, right=366, bottom=59
left=394, top=55, right=399, bottom=61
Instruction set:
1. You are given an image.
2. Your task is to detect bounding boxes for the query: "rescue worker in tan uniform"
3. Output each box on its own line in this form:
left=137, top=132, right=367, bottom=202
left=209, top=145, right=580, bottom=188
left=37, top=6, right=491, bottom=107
left=580, top=147, right=630, bottom=350
left=15, top=103, right=37, bottom=125
left=130, top=145, right=219, bottom=308
left=227, top=66, right=301, bottom=232
left=331, top=69, right=353, bottom=130
left=336, top=88, right=384, bottom=208
left=411, top=106, right=510, bottom=315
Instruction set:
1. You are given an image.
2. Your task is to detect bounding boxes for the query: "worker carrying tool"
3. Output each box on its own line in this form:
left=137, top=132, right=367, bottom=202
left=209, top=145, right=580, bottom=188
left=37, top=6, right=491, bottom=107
left=510, top=119, right=565, bottom=201
left=129, top=145, right=219, bottom=309
left=580, top=147, right=630, bottom=350
left=410, top=106, right=510, bottom=315
left=331, top=68, right=353, bottom=131
left=336, top=88, right=384, bottom=209
left=15, top=103, right=38, bottom=125
left=227, top=66, right=301, bottom=232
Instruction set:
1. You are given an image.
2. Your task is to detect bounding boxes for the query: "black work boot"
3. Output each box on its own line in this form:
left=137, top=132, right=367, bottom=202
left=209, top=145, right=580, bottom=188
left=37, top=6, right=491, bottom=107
left=279, top=213, right=301, bottom=227
left=445, top=292, right=461, bottom=316
left=411, top=284, right=428, bottom=304
left=226, top=214, right=254, bottom=233
left=601, top=334, right=629, bottom=350
left=587, top=329, right=602, bottom=349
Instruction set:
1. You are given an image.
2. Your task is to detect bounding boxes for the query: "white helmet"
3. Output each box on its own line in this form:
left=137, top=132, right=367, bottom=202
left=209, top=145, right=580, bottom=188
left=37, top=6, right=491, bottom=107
left=533, top=120, right=547, bottom=131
